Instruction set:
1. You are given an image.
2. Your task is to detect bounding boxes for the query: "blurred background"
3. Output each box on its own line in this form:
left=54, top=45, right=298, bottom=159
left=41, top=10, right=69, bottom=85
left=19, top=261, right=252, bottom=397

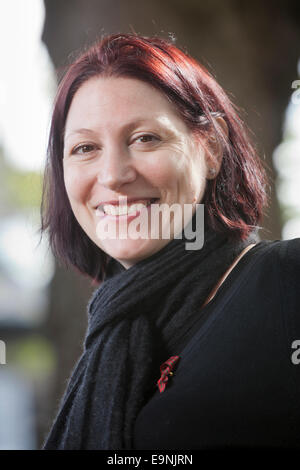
left=0, top=0, right=299, bottom=449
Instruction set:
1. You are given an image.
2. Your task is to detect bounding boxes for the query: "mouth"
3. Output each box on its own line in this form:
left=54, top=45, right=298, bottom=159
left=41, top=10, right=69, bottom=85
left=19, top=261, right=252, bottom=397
left=95, top=198, right=160, bottom=218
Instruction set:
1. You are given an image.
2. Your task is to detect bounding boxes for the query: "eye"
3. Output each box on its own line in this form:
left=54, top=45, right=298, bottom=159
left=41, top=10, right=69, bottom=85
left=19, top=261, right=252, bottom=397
left=134, top=134, right=160, bottom=144
left=71, top=143, right=97, bottom=155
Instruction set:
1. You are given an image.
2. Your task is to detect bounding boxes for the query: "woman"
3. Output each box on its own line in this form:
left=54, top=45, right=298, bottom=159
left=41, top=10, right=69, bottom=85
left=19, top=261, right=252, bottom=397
left=40, top=32, right=300, bottom=450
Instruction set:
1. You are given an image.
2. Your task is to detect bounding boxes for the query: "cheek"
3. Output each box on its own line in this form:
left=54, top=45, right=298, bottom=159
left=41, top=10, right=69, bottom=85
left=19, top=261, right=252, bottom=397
left=139, top=151, right=186, bottom=190
left=63, top=166, right=89, bottom=203
left=188, top=157, right=208, bottom=202
left=151, top=153, right=196, bottom=193
left=163, top=148, right=207, bottom=202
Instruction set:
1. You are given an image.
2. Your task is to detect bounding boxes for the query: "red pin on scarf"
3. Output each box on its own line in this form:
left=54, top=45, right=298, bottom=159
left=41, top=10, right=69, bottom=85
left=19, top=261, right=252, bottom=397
left=157, top=355, right=180, bottom=393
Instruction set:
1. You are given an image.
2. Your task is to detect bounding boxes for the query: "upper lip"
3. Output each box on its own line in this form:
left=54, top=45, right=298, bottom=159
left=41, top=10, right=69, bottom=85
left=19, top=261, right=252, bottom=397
left=95, top=196, right=159, bottom=209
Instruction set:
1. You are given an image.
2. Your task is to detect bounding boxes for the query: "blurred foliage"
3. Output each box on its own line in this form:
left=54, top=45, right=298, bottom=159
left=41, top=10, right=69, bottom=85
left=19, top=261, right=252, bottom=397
left=3, top=167, right=42, bottom=209
left=8, top=334, right=56, bottom=380
left=279, top=204, right=300, bottom=225
left=0, top=145, right=43, bottom=211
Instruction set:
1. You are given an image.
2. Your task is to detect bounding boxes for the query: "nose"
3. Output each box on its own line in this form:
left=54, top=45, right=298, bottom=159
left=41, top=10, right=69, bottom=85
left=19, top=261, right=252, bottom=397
left=96, top=144, right=137, bottom=191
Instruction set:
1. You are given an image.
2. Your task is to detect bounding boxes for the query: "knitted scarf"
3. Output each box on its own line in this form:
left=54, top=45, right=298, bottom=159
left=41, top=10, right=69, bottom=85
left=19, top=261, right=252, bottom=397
left=43, top=208, right=260, bottom=449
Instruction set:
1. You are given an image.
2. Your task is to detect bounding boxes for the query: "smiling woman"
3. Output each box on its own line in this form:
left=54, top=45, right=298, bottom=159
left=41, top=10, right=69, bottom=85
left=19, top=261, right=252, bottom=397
left=40, top=33, right=300, bottom=450
left=41, top=33, right=268, bottom=283
left=62, top=75, right=213, bottom=267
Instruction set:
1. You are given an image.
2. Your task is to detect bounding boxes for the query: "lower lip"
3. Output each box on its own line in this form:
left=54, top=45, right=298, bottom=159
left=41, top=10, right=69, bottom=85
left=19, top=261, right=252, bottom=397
left=95, top=200, right=159, bottom=222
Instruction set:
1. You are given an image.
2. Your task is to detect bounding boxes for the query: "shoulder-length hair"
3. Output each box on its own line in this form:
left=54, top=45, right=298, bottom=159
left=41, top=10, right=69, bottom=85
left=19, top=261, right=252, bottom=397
left=39, top=32, right=270, bottom=284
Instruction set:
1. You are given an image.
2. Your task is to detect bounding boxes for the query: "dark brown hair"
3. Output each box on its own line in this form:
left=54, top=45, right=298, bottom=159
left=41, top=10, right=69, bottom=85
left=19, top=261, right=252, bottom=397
left=39, top=32, right=270, bottom=284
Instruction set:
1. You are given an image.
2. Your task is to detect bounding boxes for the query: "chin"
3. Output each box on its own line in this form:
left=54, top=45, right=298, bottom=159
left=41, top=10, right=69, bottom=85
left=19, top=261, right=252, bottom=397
left=100, top=238, right=163, bottom=268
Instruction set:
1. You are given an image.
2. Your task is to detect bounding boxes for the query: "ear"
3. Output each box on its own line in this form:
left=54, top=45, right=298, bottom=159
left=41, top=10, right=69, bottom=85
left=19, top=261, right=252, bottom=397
left=205, top=116, right=228, bottom=180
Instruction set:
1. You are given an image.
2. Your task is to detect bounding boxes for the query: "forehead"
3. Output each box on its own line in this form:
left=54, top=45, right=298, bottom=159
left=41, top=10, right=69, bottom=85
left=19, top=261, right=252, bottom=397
left=64, top=76, right=188, bottom=134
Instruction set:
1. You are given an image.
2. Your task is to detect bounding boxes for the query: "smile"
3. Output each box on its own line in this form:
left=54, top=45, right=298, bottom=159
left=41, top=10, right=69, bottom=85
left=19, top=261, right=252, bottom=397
left=95, top=198, right=160, bottom=219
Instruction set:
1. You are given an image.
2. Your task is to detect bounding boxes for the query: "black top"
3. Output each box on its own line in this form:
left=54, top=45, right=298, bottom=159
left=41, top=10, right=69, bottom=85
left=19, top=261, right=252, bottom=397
left=133, top=238, right=300, bottom=449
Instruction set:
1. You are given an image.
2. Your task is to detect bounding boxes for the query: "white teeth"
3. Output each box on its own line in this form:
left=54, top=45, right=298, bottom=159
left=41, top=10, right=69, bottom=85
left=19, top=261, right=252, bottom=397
left=100, top=199, right=154, bottom=216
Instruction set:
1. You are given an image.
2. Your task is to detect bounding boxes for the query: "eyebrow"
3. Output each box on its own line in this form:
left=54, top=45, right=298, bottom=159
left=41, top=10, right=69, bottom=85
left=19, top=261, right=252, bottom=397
left=64, top=118, right=164, bottom=142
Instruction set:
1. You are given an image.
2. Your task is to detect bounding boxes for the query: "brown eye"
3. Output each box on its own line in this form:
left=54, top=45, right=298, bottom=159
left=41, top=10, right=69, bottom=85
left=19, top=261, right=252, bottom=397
left=135, top=134, right=159, bottom=144
left=72, top=144, right=96, bottom=155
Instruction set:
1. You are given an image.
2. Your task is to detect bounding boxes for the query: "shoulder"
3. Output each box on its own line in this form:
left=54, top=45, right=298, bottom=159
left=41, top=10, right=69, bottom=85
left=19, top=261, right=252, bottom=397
left=245, top=237, right=300, bottom=338
left=275, top=237, right=300, bottom=272
left=275, top=237, right=300, bottom=301
left=246, top=237, right=300, bottom=307
left=259, top=237, right=300, bottom=288
left=269, top=237, right=300, bottom=335
left=254, top=237, right=300, bottom=272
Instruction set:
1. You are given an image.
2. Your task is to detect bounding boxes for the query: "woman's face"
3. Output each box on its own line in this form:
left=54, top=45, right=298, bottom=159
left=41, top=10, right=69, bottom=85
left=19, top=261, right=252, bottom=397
left=63, top=76, right=211, bottom=268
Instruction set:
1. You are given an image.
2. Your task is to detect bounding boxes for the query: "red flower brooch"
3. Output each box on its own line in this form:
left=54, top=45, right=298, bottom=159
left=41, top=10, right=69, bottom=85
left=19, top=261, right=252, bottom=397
left=157, top=355, right=180, bottom=393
